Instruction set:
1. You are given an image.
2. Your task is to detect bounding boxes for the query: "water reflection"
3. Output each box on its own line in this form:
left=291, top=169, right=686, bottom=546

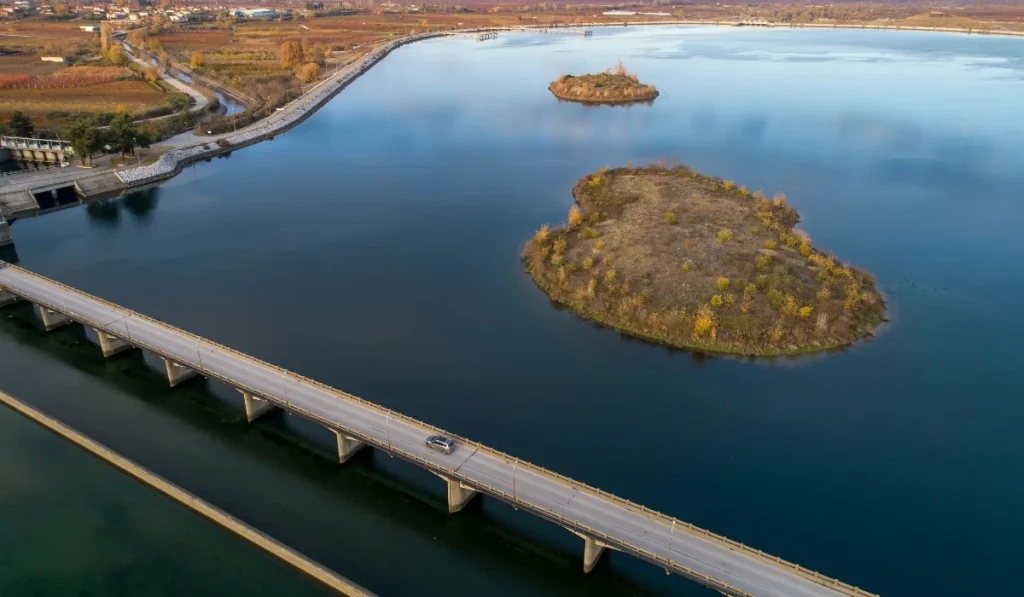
left=83, top=188, right=161, bottom=226
left=84, top=200, right=120, bottom=225
left=3, top=27, right=1024, bottom=597
left=123, top=188, right=160, bottom=220
left=551, top=96, right=657, bottom=108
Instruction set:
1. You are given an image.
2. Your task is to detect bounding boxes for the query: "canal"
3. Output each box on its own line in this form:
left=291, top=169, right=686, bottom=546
left=2, top=27, right=1023, bottom=596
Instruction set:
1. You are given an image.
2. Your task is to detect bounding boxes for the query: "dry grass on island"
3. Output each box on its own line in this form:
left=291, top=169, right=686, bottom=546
left=549, top=62, right=658, bottom=105
left=523, top=163, right=887, bottom=356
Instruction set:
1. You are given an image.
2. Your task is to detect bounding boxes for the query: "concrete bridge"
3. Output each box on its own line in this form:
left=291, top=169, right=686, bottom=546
left=0, top=136, right=75, bottom=166
left=0, top=262, right=878, bottom=597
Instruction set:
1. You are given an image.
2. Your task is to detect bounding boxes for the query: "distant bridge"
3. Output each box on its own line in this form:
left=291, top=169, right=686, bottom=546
left=733, top=20, right=777, bottom=27
left=444, top=27, right=593, bottom=40
left=0, top=262, right=878, bottom=597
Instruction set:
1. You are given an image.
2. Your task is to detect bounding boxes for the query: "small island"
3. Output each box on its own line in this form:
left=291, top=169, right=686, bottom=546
left=549, top=62, right=658, bottom=105
left=522, top=164, right=887, bottom=356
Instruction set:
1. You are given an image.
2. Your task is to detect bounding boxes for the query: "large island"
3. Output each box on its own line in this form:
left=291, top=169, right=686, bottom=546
left=549, top=62, right=658, bottom=104
left=523, top=164, right=887, bottom=356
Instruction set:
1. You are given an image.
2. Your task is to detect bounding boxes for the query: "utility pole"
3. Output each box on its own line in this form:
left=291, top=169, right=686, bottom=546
left=132, top=137, right=141, bottom=165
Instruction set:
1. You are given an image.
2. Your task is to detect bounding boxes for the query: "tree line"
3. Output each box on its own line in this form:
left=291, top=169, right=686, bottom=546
left=1, top=111, right=149, bottom=167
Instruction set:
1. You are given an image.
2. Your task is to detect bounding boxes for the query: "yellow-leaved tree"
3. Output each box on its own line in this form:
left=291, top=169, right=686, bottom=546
left=279, top=40, right=304, bottom=69
left=297, top=62, right=320, bottom=83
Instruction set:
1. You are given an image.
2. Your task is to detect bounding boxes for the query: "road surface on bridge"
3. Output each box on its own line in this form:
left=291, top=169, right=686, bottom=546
left=0, top=263, right=875, bottom=597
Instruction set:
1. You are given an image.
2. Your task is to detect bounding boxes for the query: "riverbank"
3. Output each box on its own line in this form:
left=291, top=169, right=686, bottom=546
left=0, top=32, right=445, bottom=218
left=523, top=164, right=886, bottom=356
left=3, top=20, right=1022, bottom=220
left=0, top=388, right=375, bottom=597
left=113, top=32, right=444, bottom=189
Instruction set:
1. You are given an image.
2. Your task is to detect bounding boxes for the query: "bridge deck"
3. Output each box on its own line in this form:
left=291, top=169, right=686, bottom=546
left=0, top=262, right=875, bottom=597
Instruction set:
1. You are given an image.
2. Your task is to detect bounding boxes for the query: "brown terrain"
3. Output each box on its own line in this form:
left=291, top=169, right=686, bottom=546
left=549, top=62, right=658, bottom=104
left=0, top=22, right=174, bottom=130
left=523, top=164, right=887, bottom=356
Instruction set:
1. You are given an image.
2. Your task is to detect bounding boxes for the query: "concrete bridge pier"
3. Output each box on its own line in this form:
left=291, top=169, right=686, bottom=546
left=582, top=535, right=609, bottom=573
left=0, top=220, right=11, bottom=248
left=37, top=305, right=71, bottom=331
left=334, top=431, right=366, bottom=463
left=568, top=530, right=609, bottom=573
left=92, top=328, right=131, bottom=357
left=163, top=358, right=197, bottom=387
left=439, top=475, right=478, bottom=513
left=240, top=391, right=276, bottom=422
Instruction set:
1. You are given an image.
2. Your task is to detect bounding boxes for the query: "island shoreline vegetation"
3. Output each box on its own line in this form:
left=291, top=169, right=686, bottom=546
left=522, top=161, right=887, bottom=357
left=549, top=61, right=658, bottom=105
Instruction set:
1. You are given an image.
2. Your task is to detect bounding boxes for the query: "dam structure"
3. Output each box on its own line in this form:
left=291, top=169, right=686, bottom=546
left=0, top=261, right=877, bottom=597
left=0, top=136, right=74, bottom=167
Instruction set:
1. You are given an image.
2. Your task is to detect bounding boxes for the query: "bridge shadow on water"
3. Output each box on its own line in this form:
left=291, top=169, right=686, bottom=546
left=0, top=302, right=710, bottom=596
left=0, top=243, right=19, bottom=265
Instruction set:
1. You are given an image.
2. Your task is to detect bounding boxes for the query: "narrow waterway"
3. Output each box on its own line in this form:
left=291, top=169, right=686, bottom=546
left=2, top=27, right=1023, bottom=596
left=173, top=70, right=246, bottom=116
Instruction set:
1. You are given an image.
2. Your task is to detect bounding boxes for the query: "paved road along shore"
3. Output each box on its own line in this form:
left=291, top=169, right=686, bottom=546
left=0, top=388, right=377, bottom=597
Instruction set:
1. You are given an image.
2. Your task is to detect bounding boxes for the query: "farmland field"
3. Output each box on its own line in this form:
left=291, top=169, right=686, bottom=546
left=0, top=53, right=63, bottom=76
left=0, top=21, right=99, bottom=59
left=0, top=80, right=163, bottom=110
left=0, top=66, right=127, bottom=90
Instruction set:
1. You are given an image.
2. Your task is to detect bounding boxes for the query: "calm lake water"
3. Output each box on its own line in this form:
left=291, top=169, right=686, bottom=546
left=2, top=26, right=1023, bottom=596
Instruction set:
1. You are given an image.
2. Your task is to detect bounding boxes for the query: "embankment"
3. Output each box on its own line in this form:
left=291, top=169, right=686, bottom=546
left=0, top=389, right=376, bottom=597
left=115, top=32, right=445, bottom=190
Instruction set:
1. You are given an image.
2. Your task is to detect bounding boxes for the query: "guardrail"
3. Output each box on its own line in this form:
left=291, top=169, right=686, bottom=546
left=0, top=261, right=877, bottom=597
left=0, top=136, right=74, bottom=154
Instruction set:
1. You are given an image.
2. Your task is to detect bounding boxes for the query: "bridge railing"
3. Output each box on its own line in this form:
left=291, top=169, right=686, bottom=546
left=0, top=136, right=74, bottom=153
left=0, top=264, right=878, bottom=597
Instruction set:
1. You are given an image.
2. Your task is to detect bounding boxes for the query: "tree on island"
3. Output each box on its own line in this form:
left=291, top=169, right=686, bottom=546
left=607, top=60, right=638, bottom=82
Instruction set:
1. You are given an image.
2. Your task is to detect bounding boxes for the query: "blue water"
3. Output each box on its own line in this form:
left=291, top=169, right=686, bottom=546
left=2, top=27, right=1023, bottom=596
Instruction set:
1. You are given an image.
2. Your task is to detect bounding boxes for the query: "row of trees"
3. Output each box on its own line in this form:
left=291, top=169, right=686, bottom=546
left=66, top=112, right=146, bottom=166
left=1, top=112, right=35, bottom=137
left=1, top=110, right=148, bottom=167
left=279, top=40, right=328, bottom=83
